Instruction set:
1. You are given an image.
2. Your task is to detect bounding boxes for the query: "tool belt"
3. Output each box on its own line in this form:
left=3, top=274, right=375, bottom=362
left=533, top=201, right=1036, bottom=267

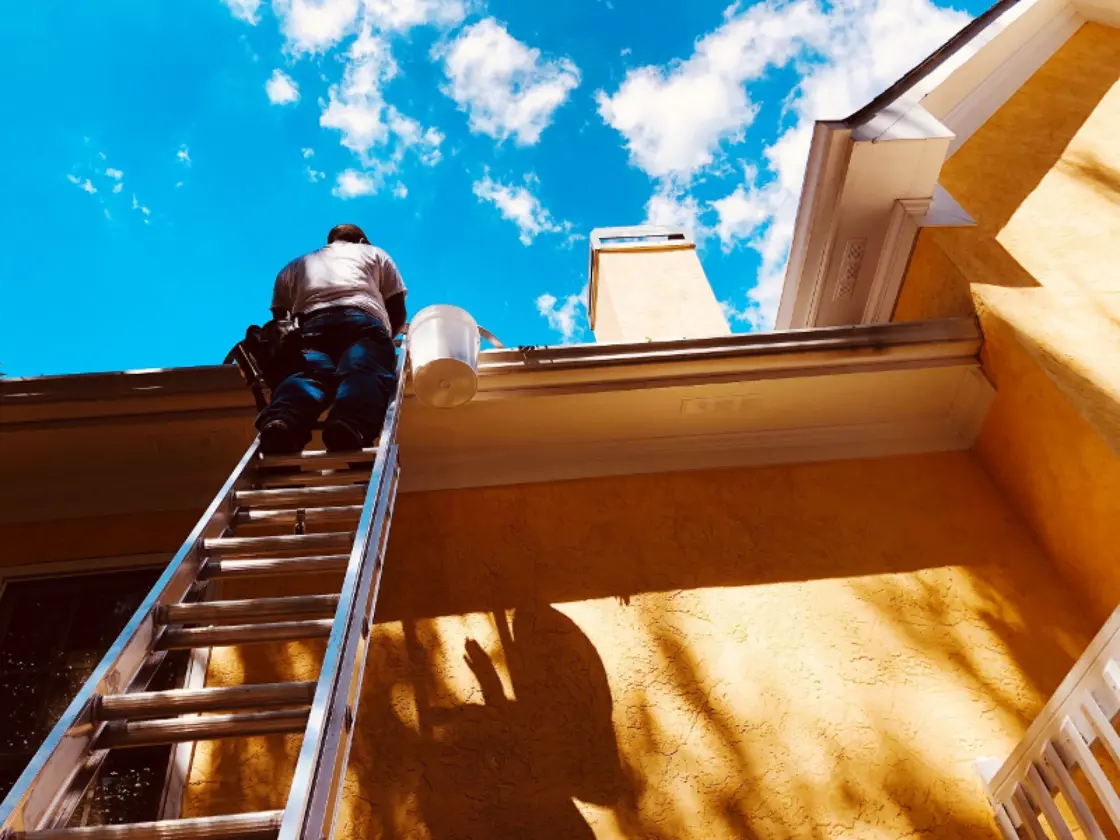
left=224, top=318, right=299, bottom=411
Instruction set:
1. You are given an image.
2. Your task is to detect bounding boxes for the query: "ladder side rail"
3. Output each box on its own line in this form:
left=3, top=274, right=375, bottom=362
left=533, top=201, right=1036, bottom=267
left=278, top=339, right=409, bottom=840
left=0, top=440, right=263, bottom=833
left=303, top=455, right=399, bottom=840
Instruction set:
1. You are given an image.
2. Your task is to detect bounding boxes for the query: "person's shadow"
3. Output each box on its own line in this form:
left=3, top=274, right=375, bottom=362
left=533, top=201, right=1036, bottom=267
left=417, top=602, right=630, bottom=839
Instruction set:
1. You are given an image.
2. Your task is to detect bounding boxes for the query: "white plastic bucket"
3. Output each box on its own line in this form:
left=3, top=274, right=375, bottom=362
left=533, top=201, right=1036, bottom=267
left=408, top=305, right=483, bottom=408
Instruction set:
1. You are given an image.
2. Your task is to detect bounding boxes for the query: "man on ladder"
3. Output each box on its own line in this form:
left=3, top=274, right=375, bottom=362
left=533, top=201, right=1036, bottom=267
left=257, top=223, right=407, bottom=455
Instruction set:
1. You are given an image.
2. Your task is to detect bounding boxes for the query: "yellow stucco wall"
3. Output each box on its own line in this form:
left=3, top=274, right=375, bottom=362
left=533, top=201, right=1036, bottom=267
left=184, top=454, right=1093, bottom=839
left=893, top=22, right=1120, bottom=626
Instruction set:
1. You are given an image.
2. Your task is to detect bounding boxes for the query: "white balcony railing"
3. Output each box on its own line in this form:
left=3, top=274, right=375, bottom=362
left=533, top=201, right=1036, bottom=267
left=977, top=608, right=1120, bottom=838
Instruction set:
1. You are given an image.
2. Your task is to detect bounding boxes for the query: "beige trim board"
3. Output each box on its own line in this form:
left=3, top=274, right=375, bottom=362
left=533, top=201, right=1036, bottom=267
left=399, top=362, right=996, bottom=493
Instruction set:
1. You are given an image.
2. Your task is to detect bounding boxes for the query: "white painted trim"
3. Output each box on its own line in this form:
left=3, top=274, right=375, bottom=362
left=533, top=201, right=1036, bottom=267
left=923, top=185, right=975, bottom=228
left=979, top=607, right=1120, bottom=829
left=861, top=199, right=931, bottom=324
left=937, top=1, right=1084, bottom=157
left=400, top=363, right=994, bottom=492
left=945, top=366, right=996, bottom=445
left=775, top=0, right=1114, bottom=331
left=775, top=125, right=853, bottom=330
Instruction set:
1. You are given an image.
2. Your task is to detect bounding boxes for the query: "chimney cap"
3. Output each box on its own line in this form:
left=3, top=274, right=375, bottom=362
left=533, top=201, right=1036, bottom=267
left=588, top=225, right=696, bottom=330
left=590, top=224, right=694, bottom=253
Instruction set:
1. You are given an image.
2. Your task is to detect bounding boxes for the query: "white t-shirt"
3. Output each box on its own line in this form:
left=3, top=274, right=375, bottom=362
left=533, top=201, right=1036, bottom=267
left=272, top=242, right=406, bottom=331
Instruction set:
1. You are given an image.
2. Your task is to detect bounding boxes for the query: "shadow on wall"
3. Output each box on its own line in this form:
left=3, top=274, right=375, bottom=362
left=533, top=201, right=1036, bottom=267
left=1057, top=151, right=1120, bottom=206
left=183, top=456, right=1094, bottom=839
left=345, top=603, right=632, bottom=840
left=897, top=23, right=1120, bottom=317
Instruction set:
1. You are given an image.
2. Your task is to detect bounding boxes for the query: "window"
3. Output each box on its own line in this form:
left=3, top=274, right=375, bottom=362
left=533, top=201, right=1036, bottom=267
left=0, top=566, right=188, bottom=826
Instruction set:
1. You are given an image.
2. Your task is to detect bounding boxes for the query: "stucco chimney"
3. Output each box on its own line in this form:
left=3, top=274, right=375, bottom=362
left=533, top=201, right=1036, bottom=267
left=589, top=225, right=731, bottom=343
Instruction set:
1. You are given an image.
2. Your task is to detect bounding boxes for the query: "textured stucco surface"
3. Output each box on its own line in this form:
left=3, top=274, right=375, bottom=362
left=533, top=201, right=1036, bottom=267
left=184, top=454, right=1092, bottom=838
left=893, top=23, right=1120, bottom=626
left=593, top=248, right=731, bottom=342
left=0, top=509, right=196, bottom=567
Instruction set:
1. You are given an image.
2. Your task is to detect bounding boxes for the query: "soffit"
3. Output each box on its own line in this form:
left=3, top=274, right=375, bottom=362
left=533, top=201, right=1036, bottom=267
left=0, top=319, right=990, bottom=522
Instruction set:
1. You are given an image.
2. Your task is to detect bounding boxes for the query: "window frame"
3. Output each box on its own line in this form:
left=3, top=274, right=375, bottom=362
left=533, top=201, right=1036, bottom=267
left=0, top=552, right=212, bottom=824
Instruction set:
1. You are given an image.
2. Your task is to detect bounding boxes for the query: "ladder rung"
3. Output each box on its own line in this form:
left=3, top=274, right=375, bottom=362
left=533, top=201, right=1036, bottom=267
left=17, top=810, right=283, bottom=840
left=157, top=619, right=334, bottom=649
left=157, top=595, right=339, bottom=626
left=253, top=469, right=369, bottom=489
left=234, top=506, right=362, bottom=527
left=234, top=484, right=366, bottom=509
left=255, top=447, right=377, bottom=470
left=205, top=532, right=354, bottom=558
left=95, top=709, right=309, bottom=749
left=96, top=682, right=317, bottom=721
left=201, top=554, right=350, bottom=581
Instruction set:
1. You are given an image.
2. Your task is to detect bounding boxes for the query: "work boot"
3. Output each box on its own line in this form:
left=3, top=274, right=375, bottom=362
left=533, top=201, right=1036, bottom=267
left=322, top=419, right=366, bottom=453
left=259, top=419, right=304, bottom=455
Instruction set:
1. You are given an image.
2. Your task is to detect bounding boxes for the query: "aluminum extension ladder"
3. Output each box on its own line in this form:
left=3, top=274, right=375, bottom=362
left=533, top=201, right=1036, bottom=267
left=0, top=340, right=410, bottom=840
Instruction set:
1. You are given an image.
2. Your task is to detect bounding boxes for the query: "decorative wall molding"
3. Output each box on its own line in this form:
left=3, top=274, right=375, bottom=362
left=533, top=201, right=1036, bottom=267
left=862, top=199, right=932, bottom=324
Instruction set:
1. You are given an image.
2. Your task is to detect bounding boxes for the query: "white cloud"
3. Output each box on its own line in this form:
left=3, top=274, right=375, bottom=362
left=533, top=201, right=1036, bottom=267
left=66, top=174, right=80, bottom=184
left=306, top=166, right=326, bottom=182
left=112, top=183, right=124, bottom=194
left=332, top=168, right=379, bottom=198
left=266, top=0, right=461, bottom=54
left=386, top=108, right=443, bottom=165
left=597, top=0, right=827, bottom=183
left=177, top=145, right=192, bottom=165
left=536, top=288, right=587, bottom=343
left=393, top=182, right=408, bottom=198
left=320, top=29, right=444, bottom=175
left=272, top=0, right=360, bottom=54
left=645, top=187, right=706, bottom=238
left=320, top=31, right=396, bottom=158
left=364, top=0, right=466, bottom=31
left=78, top=178, right=97, bottom=194
left=266, top=68, right=301, bottom=104
left=223, top=0, right=263, bottom=24
left=710, top=178, right=769, bottom=248
left=131, top=195, right=151, bottom=216
left=472, top=174, right=571, bottom=245
left=441, top=19, right=580, bottom=145
left=105, top=167, right=124, bottom=180
left=302, top=147, right=315, bottom=158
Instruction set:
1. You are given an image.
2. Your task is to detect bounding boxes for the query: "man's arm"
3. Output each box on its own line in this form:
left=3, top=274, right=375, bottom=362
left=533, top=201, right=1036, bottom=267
left=376, top=250, right=407, bottom=337
left=385, top=292, right=407, bottom=337
left=271, top=266, right=292, bottom=322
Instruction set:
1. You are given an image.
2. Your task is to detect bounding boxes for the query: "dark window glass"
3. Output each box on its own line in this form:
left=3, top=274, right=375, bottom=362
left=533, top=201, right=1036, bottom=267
left=0, top=567, right=188, bottom=826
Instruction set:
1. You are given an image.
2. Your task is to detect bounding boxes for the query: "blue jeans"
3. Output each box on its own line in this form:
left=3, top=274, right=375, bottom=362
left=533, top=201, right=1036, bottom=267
left=257, top=307, right=397, bottom=447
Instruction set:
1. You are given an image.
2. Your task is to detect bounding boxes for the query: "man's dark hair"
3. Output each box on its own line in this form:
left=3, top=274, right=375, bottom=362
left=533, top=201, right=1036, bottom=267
left=327, top=223, right=370, bottom=245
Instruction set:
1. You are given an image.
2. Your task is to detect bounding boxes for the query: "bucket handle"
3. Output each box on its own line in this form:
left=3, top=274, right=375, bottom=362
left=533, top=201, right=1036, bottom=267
left=398, top=322, right=504, bottom=349
left=478, top=326, right=504, bottom=349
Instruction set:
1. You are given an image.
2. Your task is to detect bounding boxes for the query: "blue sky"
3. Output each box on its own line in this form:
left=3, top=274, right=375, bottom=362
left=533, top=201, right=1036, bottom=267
left=0, top=0, right=989, bottom=377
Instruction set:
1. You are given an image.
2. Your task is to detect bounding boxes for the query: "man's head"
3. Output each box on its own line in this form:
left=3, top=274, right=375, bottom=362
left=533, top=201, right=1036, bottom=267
left=327, top=223, right=370, bottom=245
